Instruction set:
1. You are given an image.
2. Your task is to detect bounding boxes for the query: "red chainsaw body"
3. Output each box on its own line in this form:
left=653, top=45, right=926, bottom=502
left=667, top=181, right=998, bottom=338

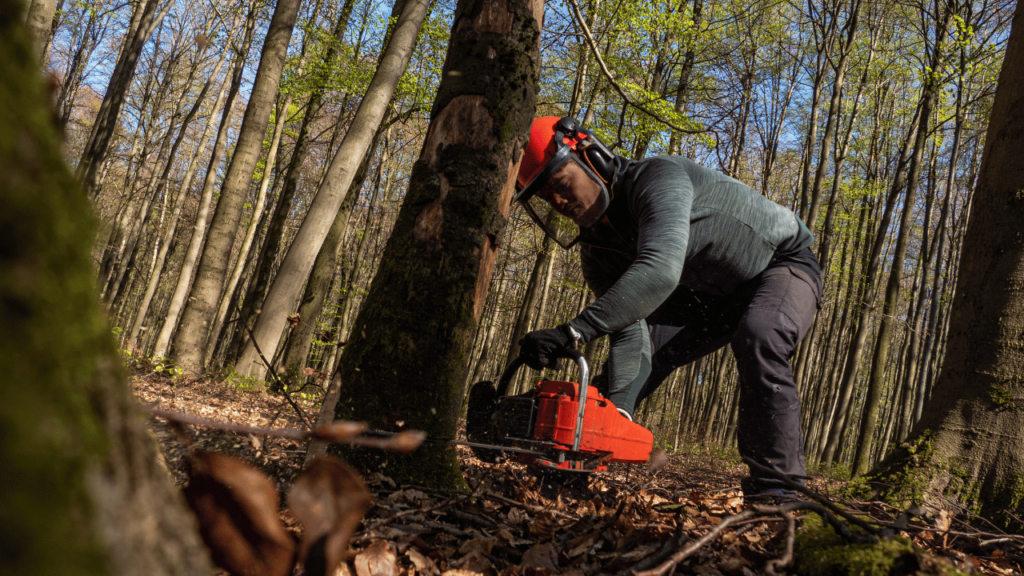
left=524, top=380, right=653, bottom=471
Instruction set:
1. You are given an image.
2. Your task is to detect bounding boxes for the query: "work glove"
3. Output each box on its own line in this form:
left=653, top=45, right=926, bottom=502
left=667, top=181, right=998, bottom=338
left=519, top=324, right=578, bottom=370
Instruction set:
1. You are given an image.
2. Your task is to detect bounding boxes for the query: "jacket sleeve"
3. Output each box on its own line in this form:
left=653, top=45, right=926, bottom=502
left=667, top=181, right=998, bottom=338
left=568, top=158, right=693, bottom=343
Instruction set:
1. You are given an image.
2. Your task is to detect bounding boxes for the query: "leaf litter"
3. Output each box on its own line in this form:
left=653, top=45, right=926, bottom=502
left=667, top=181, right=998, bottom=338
left=134, top=371, right=1024, bottom=575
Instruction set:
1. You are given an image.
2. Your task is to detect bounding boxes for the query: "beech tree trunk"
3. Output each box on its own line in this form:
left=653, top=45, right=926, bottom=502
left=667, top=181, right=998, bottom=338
left=1, top=4, right=212, bottom=572
left=851, top=5, right=952, bottom=475
left=234, top=0, right=430, bottom=379
left=332, top=0, right=543, bottom=488
left=224, top=0, right=359, bottom=367
left=867, top=2, right=1024, bottom=529
left=22, top=0, right=57, bottom=62
left=152, top=6, right=257, bottom=360
left=75, top=0, right=168, bottom=197
left=172, top=0, right=301, bottom=373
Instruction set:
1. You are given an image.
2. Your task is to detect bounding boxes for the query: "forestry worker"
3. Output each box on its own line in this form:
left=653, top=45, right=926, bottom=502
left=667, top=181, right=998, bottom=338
left=515, top=116, right=822, bottom=498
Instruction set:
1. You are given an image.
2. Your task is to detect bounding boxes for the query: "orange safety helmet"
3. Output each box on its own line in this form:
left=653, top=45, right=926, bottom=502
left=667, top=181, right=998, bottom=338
left=514, top=117, right=616, bottom=204
left=514, top=117, right=617, bottom=248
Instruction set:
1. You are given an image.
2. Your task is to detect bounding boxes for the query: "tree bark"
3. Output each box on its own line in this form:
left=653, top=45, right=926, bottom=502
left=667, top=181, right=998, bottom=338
left=1, top=4, right=213, bottom=571
left=152, top=6, right=257, bottom=360
left=75, top=0, right=169, bottom=197
left=867, top=1, right=1024, bottom=528
left=332, top=0, right=543, bottom=488
left=172, top=0, right=301, bottom=373
left=23, top=0, right=57, bottom=62
left=851, top=5, right=951, bottom=475
left=235, top=0, right=431, bottom=379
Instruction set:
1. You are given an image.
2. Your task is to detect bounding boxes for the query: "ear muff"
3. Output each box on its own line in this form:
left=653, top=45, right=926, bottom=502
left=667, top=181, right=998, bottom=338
left=554, top=116, right=616, bottom=184
left=579, top=141, right=615, bottom=184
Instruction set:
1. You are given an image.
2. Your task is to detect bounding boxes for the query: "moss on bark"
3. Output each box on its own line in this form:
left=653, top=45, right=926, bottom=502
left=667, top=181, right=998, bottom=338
left=334, top=0, right=541, bottom=488
left=0, top=3, right=212, bottom=573
left=795, top=516, right=968, bottom=576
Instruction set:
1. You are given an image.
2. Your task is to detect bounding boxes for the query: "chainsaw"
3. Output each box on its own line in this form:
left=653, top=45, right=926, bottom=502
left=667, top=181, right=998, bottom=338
left=463, top=351, right=654, bottom=472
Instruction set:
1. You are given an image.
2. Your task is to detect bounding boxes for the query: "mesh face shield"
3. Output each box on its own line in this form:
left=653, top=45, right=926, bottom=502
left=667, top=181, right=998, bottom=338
left=520, top=154, right=611, bottom=249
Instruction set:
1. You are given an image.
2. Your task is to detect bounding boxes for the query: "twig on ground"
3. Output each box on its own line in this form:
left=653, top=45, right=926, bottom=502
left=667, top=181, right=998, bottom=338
left=625, top=527, right=687, bottom=574
left=635, top=509, right=757, bottom=576
left=764, top=509, right=797, bottom=576
left=742, top=457, right=883, bottom=538
left=230, top=300, right=312, bottom=429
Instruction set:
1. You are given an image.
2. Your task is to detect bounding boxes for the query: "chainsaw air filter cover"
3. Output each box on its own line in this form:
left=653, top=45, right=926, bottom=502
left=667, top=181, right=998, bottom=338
left=494, top=396, right=536, bottom=440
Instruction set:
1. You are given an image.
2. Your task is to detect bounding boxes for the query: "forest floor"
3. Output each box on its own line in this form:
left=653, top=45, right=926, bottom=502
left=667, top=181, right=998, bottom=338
left=131, top=368, right=1024, bottom=576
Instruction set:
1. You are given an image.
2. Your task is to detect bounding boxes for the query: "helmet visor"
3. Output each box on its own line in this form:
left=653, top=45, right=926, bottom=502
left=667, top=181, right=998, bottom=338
left=522, top=195, right=580, bottom=249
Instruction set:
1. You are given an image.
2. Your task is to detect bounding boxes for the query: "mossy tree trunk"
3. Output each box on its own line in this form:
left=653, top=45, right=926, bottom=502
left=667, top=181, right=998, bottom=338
left=333, top=0, right=543, bottom=488
left=866, top=1, right=1024, bottom=531
left=0, top=2, right=212, bottom=573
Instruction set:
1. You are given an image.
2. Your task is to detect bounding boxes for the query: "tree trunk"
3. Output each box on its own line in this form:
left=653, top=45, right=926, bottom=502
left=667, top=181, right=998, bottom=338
left=220, top=0, right=341, bottom=366
left=820, top=100, right=923, bottom=467
left=23, top=0, right=57, bottom=62
left=0, top=4, right=213, bottom=571
left=279, top=123, right=389, bottom=377
left=332, top=0, right=543, bottom=488
left=866, top=2, right=1024, bottom=528
left=805, top=0, right=862, bottom=229
left=152, top=6, right=257, bottom=360
left=851, top=6, right=951, bottom=475
left=172, top=0, right=301, bottom=373
left=505, top=221, right=556, bottom=364
left=125, top=34, right=238, bottom=351
left=205, top=96, right=291, bottom=367
left=75, top=0, right=168, bottom=197
left=235, top=0, right=431, bottom=379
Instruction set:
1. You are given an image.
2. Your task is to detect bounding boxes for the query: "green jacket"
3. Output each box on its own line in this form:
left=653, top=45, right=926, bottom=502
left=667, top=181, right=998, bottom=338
left=567, top=155, right=814, bottom=391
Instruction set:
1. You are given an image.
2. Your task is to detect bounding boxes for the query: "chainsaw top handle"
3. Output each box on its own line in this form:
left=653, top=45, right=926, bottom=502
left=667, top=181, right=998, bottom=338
left=496, top=350, right=589, bottom=397
left=496, top=350, right=592, bottom=452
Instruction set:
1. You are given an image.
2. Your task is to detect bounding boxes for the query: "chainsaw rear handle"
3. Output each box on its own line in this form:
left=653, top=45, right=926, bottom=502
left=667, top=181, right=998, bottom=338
left=496, top=349, right=589, bottom=396
left=496, top=350, right=591, bottom=452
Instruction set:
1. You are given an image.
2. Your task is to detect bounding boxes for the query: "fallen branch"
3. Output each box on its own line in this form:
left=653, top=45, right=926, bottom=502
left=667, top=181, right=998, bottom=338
left=742, top=457, right=884, bottom=538
left=146, top=407, right=424, bottom=453
left=231, top=300, right=312, bottom=429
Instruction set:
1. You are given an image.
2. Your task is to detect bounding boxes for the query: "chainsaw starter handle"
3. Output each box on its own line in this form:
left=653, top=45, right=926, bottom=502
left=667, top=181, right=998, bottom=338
left=496, top=350, right=590, bottom=453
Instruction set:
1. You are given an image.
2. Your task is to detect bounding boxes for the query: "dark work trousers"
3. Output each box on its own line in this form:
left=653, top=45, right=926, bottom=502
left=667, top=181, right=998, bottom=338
left=604, top=252, right=822, bottom=493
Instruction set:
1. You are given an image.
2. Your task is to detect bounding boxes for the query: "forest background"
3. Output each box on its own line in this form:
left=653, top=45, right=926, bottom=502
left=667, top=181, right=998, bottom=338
left=35, top=0, right=1018, bottom=486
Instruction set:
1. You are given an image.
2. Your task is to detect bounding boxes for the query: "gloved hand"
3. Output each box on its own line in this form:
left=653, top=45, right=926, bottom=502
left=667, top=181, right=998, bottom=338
left=518, top=324, right=578, bottom=370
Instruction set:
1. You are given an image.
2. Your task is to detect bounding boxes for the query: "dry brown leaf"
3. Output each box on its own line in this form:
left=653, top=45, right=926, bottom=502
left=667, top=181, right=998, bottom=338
left=565, top=531, right=599, bottom=558
left=506, top=507, right=530, bottom=525
left=183, top=450, right=296, bottom=576
left=451, top=549, right=493, bottom=574
left=288, top=457, right=373, bottom=576
left=386, top=430, right=427, bottom=453
left=405, top=548, right=440, bottom=576
left=530, top=512, right=557, bottom=540
left=354, top=540, right=400, bottom=576
left=457, top=538, right=494, bottom=556
left=520, top=542, right=559, bottom=572
left=310, top=421, right=370, bottom=443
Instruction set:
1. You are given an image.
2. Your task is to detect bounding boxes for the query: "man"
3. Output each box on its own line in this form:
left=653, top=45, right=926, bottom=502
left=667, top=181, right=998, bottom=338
left=515, top=116, right=821, bottom=498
